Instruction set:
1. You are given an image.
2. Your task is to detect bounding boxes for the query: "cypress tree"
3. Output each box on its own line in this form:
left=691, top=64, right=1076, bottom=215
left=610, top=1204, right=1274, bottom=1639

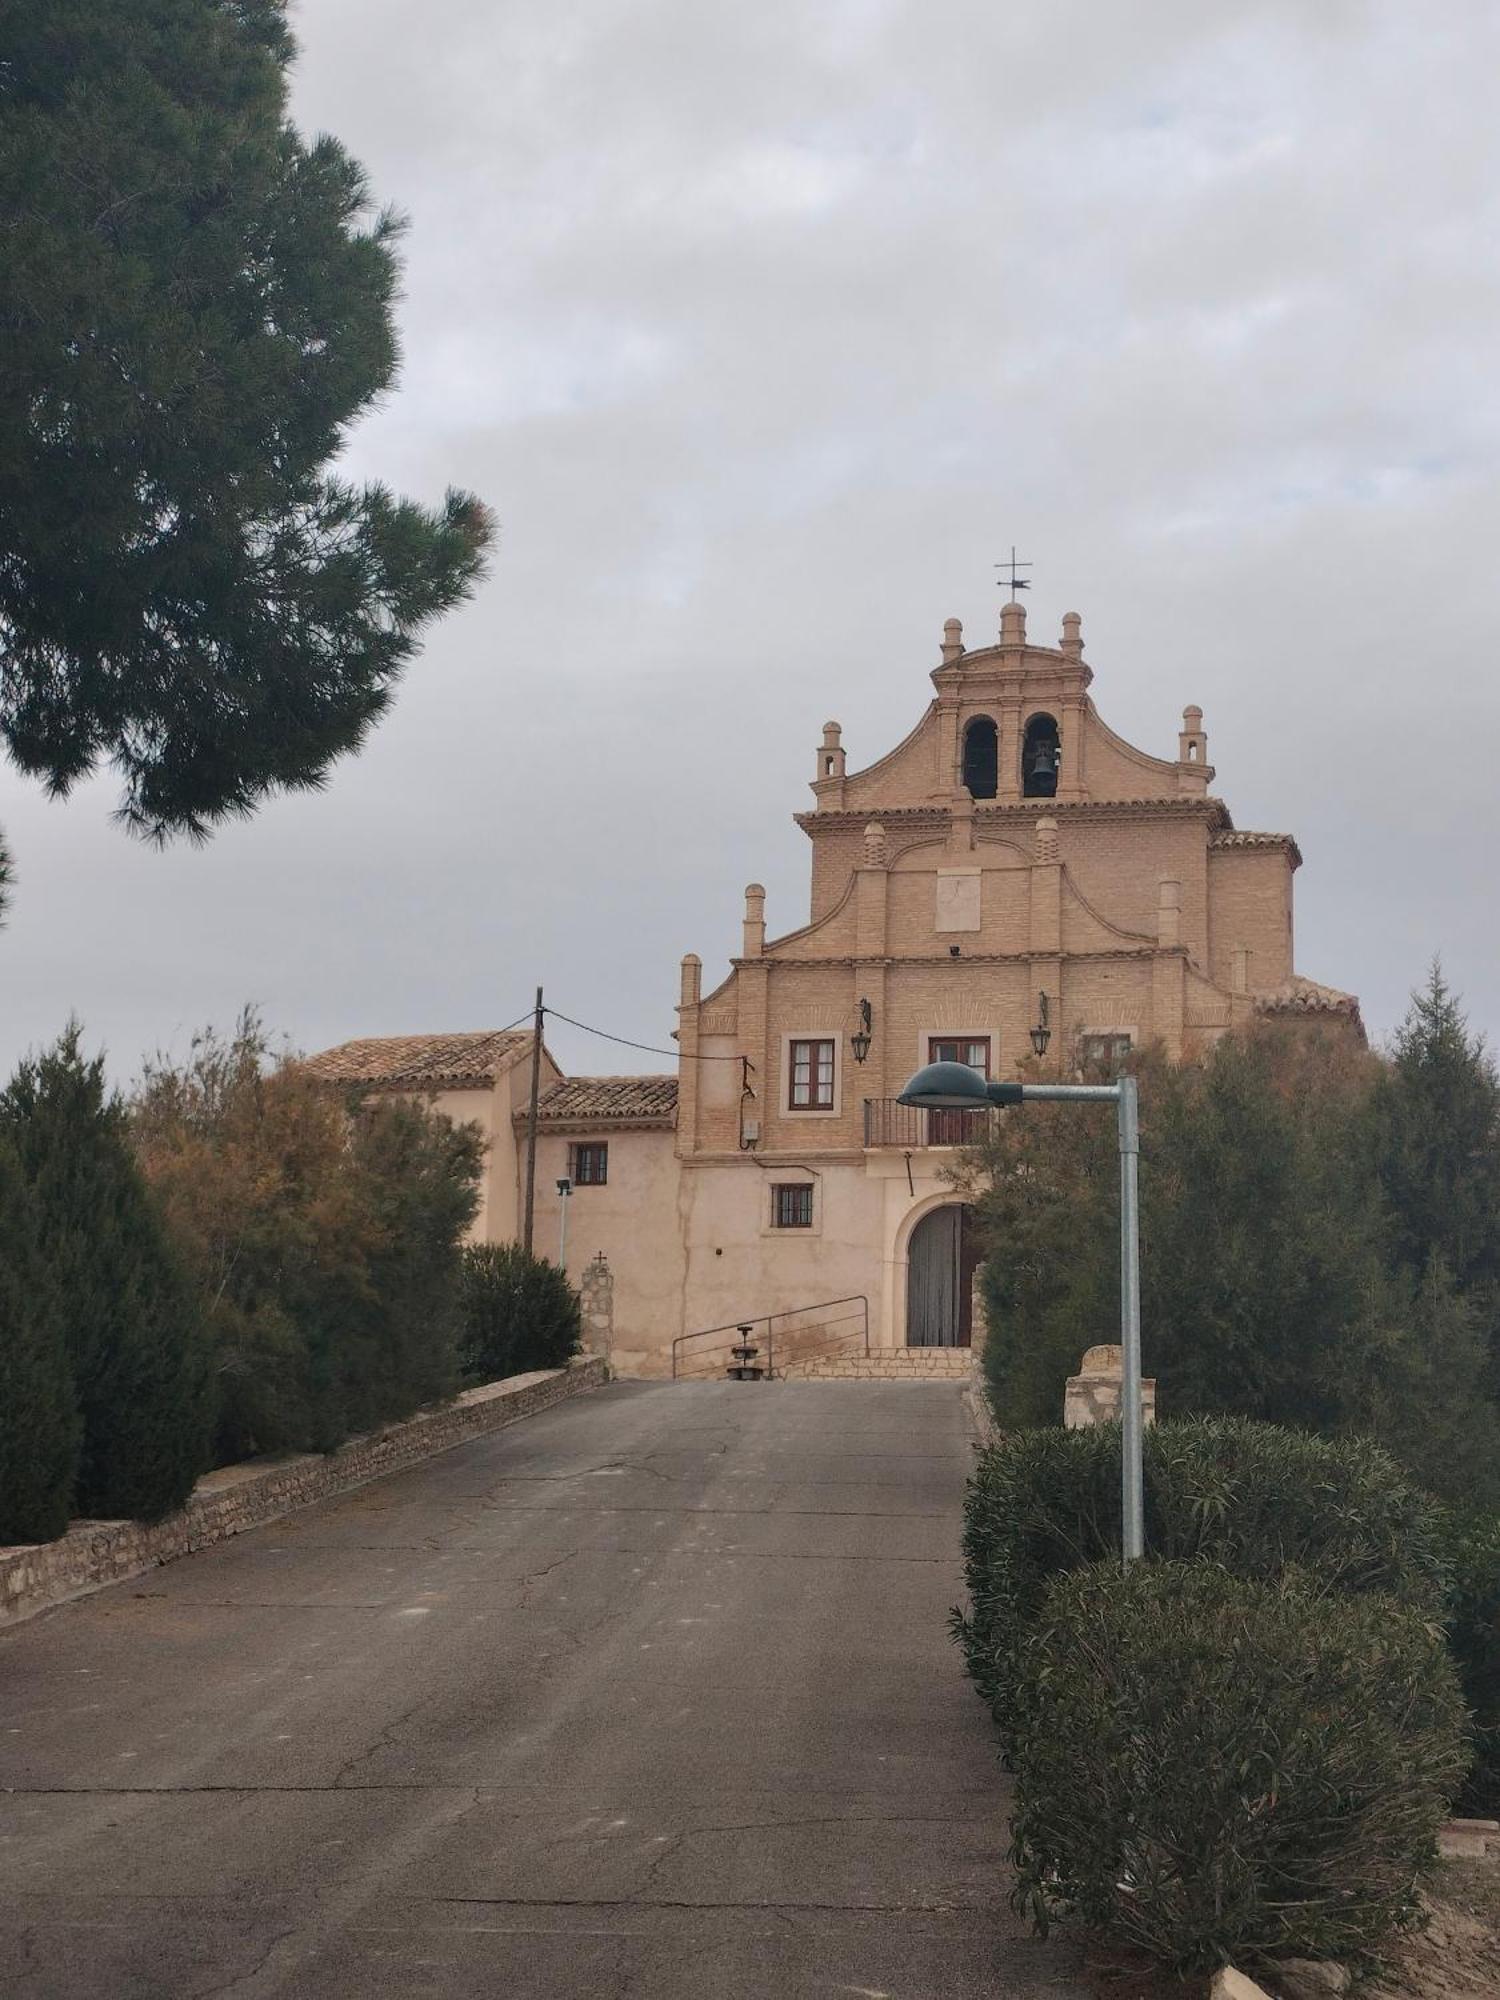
left=0, top=1130, right=79, bottom=1543
left=4, top=1027, right=209, bottom=1521
left=1377, top=964, right=1500, bottom=1302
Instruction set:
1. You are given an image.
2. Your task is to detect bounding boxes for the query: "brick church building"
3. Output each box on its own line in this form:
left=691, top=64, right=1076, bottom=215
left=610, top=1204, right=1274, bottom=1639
left=308, top=595, right=1359, bottom=1376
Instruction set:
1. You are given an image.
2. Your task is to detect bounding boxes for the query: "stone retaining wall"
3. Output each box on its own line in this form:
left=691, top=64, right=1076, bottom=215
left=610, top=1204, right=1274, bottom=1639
left=0, top=1356, right=608, bottom=1629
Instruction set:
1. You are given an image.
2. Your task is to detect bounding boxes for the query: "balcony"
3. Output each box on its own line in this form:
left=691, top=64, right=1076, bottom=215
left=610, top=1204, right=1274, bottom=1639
left=862, top=1099, right=995, bottom=1149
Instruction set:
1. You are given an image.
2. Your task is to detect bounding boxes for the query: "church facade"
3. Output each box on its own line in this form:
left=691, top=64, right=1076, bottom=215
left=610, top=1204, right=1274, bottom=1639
left=307, top=596, right=1359, bottom=1376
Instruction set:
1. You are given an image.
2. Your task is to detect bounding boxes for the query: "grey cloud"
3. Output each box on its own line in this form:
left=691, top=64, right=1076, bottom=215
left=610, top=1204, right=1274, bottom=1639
left=3, top=0, right=1498, bottom=1084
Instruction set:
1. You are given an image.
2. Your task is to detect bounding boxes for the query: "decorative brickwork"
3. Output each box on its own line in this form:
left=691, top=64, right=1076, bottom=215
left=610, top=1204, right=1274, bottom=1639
left=0, top=1358, right=608, bottom=1628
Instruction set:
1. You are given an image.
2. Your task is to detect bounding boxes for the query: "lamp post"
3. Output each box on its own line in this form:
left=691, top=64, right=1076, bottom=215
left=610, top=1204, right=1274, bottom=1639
left=555, top=1176, right=572, bottom=1268
left=897, top=1059, right=1144, bottom=1560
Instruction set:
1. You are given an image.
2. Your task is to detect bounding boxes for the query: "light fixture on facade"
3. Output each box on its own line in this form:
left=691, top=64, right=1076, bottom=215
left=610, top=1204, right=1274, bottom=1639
left=1029, top=990, right=1052, bottom=1057
left=850, top=997, right=873, bottom=1065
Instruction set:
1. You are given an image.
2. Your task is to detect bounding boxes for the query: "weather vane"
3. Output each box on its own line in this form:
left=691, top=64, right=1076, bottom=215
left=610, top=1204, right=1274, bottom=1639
left=994, top=546, right=1032, bottom=600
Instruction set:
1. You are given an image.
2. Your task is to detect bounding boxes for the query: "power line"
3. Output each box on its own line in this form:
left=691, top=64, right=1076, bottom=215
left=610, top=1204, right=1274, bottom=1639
left=543, top=1004, right=750, bottom=1066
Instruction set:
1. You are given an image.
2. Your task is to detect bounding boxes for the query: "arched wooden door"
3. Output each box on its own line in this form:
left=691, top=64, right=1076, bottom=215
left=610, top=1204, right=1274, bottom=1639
left=906, top=1205, right=981, bottom=1348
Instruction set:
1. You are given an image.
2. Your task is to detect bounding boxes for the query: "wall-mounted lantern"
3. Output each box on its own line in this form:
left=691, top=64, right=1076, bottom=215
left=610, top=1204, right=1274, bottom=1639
left=851, top=997, right=874, bottom=1065
left=1029, top=991, right=1052, bottom=1058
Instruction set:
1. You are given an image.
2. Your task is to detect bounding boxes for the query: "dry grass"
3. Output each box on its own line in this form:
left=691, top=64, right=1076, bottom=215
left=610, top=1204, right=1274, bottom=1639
left=1080, top=1862, right=1500, bottom=2000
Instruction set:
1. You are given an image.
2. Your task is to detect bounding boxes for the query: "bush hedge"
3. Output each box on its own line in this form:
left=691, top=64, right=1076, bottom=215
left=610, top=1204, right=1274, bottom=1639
left=457, top=1243, right=581, bottom=1383
left=132, top=1018, right=483, bottom=1464
left=1438, top=1508, right=1500, bottom=1816
left=0, top=1130, right=79, bottom=1544
left=957, top=1417, right=1449, bottom=1743
left=1009, top=1561, right=1468, bottom=1973
left=5, top=1029, right=208, bottom=1522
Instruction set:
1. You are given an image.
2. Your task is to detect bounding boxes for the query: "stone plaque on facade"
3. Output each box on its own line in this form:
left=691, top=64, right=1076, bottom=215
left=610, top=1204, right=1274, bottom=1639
left=935, top=869, right=981, bottom=933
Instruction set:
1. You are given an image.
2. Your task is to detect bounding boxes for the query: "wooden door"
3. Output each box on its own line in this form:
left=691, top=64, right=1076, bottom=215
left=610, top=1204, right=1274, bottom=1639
left=907, top=1205, right=974, bottom=1348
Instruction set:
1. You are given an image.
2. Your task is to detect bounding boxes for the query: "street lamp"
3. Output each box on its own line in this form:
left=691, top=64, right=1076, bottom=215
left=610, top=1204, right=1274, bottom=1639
left=555, top=1176, right=572, bottom=1268
left=897, top=1059, right=1144, bottom=1560
left=1028, top=990, right=1052, bottom=1058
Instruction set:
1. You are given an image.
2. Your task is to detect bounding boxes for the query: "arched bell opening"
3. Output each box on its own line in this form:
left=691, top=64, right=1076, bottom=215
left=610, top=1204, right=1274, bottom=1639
left=961, top=716, right=998, bottom=800
left=1022, top=713, right=1060, bottom=799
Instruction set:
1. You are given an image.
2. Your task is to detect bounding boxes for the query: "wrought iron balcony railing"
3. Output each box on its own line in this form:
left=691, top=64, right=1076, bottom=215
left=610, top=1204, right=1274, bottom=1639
left=862, top=1099, right=995, bottom=1149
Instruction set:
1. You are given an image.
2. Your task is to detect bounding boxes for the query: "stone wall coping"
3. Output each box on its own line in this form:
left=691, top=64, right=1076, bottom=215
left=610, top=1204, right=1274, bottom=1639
left=0, top=1356, right=608, bottom=1627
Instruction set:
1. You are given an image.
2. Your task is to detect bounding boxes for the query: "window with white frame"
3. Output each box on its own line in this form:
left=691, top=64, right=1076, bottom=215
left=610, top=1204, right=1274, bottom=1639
left=787, top=1037, right=835, bottom=1110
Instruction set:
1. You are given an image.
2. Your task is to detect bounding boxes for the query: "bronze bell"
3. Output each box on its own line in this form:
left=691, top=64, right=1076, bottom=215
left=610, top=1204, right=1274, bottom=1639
left=1029, top=742, right=1058, bottom=782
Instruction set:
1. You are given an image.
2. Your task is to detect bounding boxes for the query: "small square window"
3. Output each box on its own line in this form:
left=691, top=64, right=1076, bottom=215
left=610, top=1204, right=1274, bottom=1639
left=570, top=1142, right=608, bottom=1186
left=772, top=1184, right=814, bottom=1229
left=788, top=1038, right=835, bottom=1110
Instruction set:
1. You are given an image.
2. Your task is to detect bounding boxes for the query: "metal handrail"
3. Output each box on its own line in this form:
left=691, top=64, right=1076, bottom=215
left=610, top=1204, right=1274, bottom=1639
left=671, top=1294, right=870, bottom=1380
left=863, top=1098, right=994, bottom=1147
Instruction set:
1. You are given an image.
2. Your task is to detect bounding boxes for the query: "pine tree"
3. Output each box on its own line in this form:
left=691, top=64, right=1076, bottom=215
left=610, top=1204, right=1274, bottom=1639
left=0, top=1, right=491, bottom=866
left=4, top=1027, right=208, bottom=1521
left=1378, top=964, right=1500, bottom=1302
left=0, top=1130, right=80, bottom=1543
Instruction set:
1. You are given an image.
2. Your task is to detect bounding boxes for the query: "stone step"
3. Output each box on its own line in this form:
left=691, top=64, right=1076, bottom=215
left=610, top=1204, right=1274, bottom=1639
left=779, top=1351, right=976, bottom=1381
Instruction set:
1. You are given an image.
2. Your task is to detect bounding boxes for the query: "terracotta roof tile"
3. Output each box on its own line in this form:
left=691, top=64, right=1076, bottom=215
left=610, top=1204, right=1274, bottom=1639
left=1254, top=978, right=1363, bottom=1022
left=1211, top=829, right=1304, bottom=867
left=528, top=1075, right=678, bottom=1127
left=303, top=1031, right=531, bottom=1091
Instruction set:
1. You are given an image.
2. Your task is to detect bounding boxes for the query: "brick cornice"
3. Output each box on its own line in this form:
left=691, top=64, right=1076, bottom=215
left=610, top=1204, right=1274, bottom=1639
left=737, top=946, right=1176, bottom=969
left=797, top=796, right=1234, bottom=835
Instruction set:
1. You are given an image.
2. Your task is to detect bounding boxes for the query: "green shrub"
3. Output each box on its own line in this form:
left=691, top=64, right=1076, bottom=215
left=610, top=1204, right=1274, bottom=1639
left=1009, top=1560, right=1468, bottom=1973
left=1437, top=1508, right=1500, bottom=1816
left=5, top=1028, right=208, bottom=1521
left=132, top=1018, right=483, bottom=1463
left=957, top=1417, right=1448, bottom=1742
left=0, top=1130, right=79, bottom=1543
left=458, top=1243, right=580, bottom=1383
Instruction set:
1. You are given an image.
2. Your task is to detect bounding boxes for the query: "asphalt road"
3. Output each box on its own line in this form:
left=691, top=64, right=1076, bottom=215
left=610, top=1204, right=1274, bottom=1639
left=0, top=1380, right=1088, bottom=1998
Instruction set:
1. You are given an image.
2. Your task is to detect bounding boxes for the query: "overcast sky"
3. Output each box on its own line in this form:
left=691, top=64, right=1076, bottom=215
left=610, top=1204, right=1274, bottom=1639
left=5, top=0, right=1499, bottom=1084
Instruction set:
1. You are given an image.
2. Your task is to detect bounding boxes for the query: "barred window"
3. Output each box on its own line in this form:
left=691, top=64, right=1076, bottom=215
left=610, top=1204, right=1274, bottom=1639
left=788, top=1038, right=835, bottom=1109
left=772, top=1184, right=814, bottom=1229
left=570, top=1142, right=608, bottom=1186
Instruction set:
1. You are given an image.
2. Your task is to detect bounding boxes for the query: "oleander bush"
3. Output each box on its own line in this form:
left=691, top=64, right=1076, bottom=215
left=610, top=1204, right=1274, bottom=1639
left=1008, top=1561, right=1468, bottom=1973
left=457, top=1242, right=581, bottom=1384
left=956, top=1416, right=1448, bottom=1744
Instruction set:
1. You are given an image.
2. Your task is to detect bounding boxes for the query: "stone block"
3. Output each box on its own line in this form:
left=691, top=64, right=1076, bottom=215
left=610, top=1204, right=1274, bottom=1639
left=1209, top=1971, right=1272, bottom=2000
left=1064, top=1343, right=1157, bottom=1428
left=1438, top=1819, right=1499, bottom=1859
left=1271, top=1961, right=1350, bottom=1999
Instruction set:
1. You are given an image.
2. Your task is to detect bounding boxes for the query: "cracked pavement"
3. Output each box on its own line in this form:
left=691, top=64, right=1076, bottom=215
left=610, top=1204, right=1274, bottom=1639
left=0, top=1381, right=1088, bottom=1997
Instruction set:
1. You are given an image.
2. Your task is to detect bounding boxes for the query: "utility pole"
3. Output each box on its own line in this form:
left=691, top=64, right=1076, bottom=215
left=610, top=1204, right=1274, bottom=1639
left=522, top=985, right=543, bottom=1254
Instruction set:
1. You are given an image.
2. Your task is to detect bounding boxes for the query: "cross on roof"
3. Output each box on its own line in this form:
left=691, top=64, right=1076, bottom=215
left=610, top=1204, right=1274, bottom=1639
left=994, top=546, right=1032, bottom=600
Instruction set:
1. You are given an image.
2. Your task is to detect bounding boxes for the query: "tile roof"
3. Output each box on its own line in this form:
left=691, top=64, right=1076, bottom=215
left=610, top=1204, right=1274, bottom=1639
left=528, top=1075, right=678, bottom=1127
left=1210, top=829, right=1304, bottom=867
left=302, top=1030, right=531, bottom=1091
left=1254, top=978, right=1364, bottom=1023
